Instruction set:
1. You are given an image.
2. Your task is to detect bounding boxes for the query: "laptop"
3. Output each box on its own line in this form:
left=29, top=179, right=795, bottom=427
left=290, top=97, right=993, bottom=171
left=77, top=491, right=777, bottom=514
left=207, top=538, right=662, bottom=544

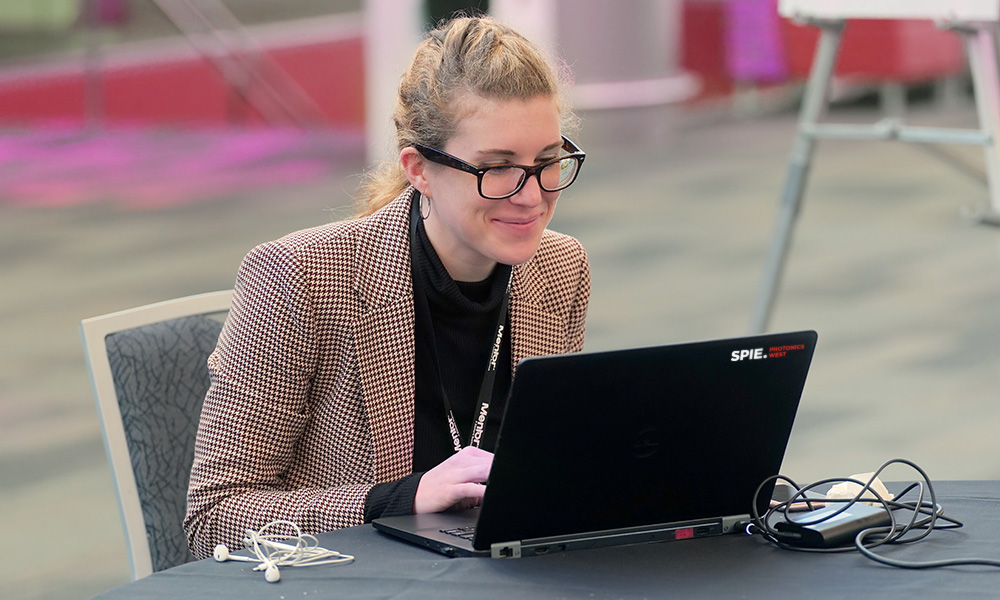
left=374, top=330, right=817, bottom=558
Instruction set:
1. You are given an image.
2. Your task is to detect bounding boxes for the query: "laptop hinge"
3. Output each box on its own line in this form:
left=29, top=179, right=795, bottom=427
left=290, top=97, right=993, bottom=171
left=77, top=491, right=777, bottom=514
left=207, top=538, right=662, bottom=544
left=490, top=541, right=522, bottom=559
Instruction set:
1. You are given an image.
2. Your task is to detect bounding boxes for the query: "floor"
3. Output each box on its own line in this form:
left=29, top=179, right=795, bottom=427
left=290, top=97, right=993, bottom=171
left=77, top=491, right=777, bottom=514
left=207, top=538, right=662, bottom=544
left=2, top=96, right=999, bottom=598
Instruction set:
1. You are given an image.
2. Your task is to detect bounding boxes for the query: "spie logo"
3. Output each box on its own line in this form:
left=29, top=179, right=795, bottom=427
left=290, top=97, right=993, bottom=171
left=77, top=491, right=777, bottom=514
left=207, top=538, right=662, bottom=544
left=731, top=348, right=766, bottom=361
left=731, top=344, right=806, bottom=361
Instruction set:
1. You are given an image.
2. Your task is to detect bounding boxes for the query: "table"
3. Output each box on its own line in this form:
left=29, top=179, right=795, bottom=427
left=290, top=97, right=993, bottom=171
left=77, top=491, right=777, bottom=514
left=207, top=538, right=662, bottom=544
left=94, top=481, right=1000, bottom=599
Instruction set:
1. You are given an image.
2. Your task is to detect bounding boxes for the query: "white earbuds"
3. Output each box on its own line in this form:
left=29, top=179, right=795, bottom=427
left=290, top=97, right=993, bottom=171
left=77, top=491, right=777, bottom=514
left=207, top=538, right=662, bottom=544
left=213, top=544, right=256, bottom=563
left=211, top=520, right=354, bottom=584
left=215, top=543, right=281, bottom=582
left=263, top=563, right=281, bottom=583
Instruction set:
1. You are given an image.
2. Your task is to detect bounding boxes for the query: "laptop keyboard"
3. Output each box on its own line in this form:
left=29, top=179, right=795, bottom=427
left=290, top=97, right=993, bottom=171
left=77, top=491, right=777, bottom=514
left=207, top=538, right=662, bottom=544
left=441, top=526, right=476, bottom=541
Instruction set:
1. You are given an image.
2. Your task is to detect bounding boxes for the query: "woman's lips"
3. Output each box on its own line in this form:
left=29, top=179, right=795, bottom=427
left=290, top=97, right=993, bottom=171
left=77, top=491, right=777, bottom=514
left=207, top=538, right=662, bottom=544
left=493, top=215, right=541, bottom=232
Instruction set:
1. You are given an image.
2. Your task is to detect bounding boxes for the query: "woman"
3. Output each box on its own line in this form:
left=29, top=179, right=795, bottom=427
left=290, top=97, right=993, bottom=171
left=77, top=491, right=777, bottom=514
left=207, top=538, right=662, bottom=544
left=184, top=15, right=590, bottom=559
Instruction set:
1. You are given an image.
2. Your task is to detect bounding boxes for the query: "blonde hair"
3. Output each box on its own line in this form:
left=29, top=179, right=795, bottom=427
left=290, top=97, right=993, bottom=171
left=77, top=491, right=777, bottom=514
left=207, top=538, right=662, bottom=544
left=354, top=16, right=576, bottom=217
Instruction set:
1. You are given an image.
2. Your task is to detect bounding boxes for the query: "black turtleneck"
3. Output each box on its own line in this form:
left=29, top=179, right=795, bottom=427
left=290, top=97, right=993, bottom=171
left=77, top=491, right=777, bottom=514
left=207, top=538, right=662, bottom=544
left=410, top=202, right=513, bottom=471
left=362, top=192, right=513, bottom=521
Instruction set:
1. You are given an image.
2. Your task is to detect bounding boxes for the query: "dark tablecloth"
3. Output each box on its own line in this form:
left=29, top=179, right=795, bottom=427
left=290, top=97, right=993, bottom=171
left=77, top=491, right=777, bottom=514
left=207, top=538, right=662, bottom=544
left=94, top=480, right=1000, bottom=599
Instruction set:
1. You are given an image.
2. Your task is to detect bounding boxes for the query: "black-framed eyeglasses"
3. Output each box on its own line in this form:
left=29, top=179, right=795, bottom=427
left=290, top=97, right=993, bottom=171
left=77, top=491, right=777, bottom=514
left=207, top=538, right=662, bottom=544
left=412, top=135, right=586, bottom=200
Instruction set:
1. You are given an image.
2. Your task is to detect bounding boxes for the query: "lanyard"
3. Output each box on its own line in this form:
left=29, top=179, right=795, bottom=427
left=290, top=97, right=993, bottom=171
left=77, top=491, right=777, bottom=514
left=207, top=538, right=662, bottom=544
left=443, top=271, right=511, bottom=451
left=410, top=193, right=512, bottom=451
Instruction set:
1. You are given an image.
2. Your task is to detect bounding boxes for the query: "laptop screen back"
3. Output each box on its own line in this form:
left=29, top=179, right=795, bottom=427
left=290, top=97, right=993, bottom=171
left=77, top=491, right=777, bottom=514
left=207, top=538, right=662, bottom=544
left=472, top=331, right=817, bottom=550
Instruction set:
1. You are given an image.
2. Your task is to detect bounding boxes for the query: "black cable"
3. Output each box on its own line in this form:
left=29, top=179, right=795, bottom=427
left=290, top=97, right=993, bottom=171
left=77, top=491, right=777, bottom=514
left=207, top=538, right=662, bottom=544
left=749, top=458, right=995, bottom=569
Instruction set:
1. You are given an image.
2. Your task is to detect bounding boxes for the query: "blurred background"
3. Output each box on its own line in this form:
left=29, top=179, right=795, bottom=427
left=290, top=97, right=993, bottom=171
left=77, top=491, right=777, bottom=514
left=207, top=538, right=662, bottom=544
left=1, top=1, right=999, bottom=598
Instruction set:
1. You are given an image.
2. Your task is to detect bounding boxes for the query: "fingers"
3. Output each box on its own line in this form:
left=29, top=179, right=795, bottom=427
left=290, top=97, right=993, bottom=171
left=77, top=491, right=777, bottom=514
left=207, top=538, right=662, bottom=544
left=448, top=484, right=487, bottom=511
left=439, top=447, right=493, bottom=482
left=448, top=446, right=493, bottom=467
left=456, top=446, right=492, bottom=459
left=413, top=448, right=494, bottom=514
left=450, top=461, right=491, bottom=485
left=436, top=482, right=487, bottom=512
left=453, top=481, right=487, bottom=503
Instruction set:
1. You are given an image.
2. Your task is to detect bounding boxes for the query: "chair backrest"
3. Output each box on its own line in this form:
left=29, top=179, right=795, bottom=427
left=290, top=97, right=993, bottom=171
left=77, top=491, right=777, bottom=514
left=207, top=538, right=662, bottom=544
left=778, top=0, right=999, bottom=21
left=80, top=290, right=233, bottom=580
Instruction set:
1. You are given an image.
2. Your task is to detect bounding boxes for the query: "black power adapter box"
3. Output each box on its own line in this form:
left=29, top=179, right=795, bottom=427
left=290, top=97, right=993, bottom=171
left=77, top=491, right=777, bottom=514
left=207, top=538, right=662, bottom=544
left=774, top=503, right=894, bottom=548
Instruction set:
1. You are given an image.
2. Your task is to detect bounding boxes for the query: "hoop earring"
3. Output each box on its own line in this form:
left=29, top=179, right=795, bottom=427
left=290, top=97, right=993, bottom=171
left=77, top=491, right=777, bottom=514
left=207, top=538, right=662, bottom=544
left=420, top=195, right=432, bottom=220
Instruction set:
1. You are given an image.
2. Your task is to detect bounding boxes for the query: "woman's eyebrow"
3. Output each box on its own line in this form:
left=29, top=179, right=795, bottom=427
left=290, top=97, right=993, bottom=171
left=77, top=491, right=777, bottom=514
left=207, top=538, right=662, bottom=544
left=475, top=140, right=563, bottom=158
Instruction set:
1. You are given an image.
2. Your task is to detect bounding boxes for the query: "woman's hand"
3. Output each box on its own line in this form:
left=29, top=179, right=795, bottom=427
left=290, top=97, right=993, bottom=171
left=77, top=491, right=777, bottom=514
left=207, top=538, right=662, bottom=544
left=413, top=447, right=493, bottom=514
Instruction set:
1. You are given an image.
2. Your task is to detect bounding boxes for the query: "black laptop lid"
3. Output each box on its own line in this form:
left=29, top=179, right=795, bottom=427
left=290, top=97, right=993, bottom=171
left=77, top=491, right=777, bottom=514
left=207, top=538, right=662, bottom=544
left=472, top=330, right=817, bottom=550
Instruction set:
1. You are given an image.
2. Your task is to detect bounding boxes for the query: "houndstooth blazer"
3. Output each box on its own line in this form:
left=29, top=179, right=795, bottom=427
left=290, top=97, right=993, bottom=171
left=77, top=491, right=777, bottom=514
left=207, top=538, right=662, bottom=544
left=184, top=188, right=590, bottom=558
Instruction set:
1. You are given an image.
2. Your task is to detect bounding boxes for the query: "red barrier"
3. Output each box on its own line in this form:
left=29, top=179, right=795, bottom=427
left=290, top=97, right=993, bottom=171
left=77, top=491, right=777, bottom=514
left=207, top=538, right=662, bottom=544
left=0, top=32, right=364, bottom=128
left=782, top=18, right=964, bottom=82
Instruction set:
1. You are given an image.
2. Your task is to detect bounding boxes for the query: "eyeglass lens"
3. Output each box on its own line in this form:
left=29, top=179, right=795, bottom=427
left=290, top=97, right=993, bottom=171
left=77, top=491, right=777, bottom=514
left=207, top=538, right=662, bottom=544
left=480, top=157, right=580, bottom=198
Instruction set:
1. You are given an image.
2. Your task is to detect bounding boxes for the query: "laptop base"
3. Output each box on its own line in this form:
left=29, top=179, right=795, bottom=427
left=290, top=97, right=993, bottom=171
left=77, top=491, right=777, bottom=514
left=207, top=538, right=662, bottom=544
left=489, top=517, right=730, bottom=559
left=374, top=512, right=750, bottom=558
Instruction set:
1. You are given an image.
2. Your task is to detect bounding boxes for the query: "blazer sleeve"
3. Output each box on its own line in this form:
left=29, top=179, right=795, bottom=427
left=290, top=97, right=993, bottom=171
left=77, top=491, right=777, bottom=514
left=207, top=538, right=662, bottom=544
left=184, top=239, right=372, bottom=559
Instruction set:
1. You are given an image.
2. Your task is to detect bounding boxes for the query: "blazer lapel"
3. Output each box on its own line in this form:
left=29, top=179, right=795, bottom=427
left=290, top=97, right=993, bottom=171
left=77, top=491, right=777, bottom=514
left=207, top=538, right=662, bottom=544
left=352, top=192, right=417, bottom=482
left=510, top=256, right=567, bottom=372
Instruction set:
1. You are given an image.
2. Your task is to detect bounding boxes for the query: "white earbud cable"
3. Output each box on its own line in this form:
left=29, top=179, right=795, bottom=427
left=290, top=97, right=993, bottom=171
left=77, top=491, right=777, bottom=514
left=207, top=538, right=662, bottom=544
left=214, top=519, right=354, bottom=582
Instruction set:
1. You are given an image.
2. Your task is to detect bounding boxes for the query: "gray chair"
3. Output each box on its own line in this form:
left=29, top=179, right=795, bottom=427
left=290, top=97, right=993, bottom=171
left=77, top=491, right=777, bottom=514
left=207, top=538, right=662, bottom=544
left=80, top=290, right=232, bottom=580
